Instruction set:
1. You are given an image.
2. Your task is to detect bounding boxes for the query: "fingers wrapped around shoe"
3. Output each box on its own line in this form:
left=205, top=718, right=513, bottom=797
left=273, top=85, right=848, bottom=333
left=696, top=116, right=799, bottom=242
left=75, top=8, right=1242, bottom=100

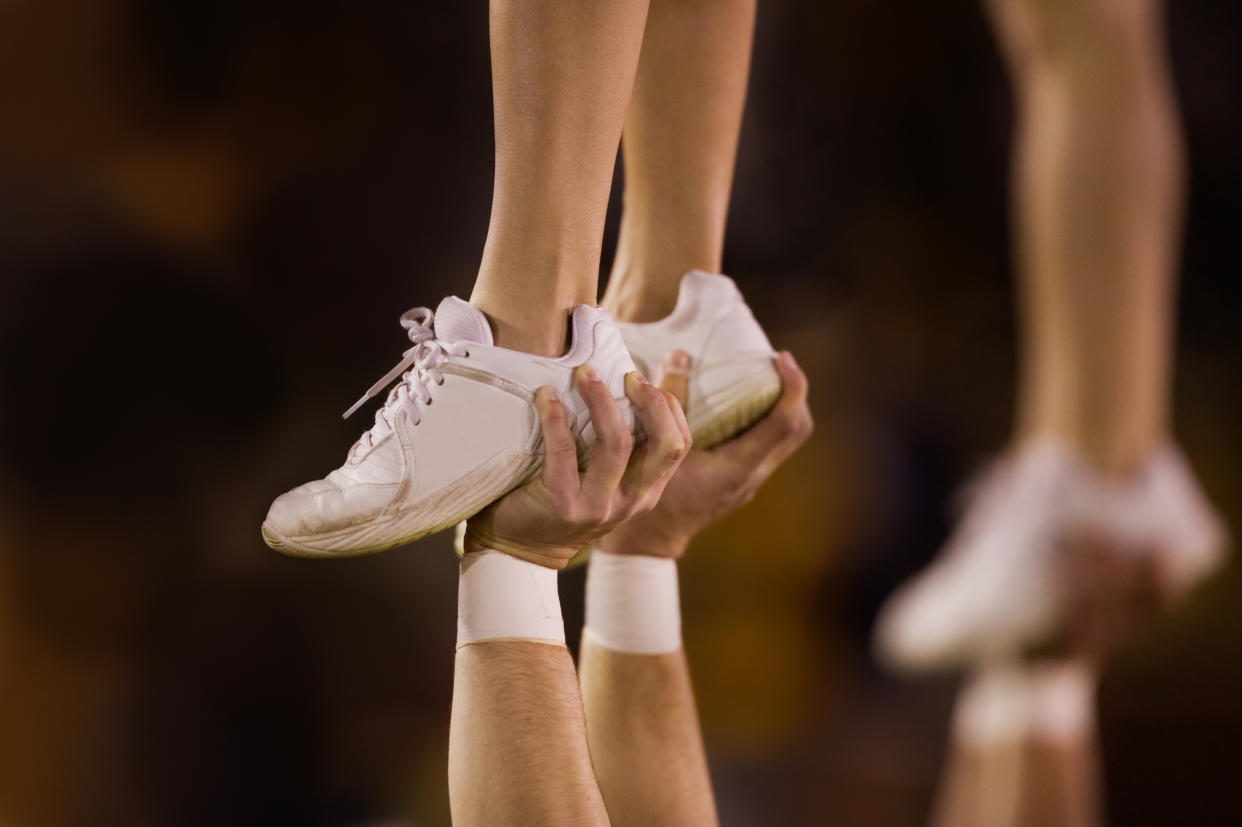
left=576, top=363, right=633, bottom=498
left=619, top=371, right=691, bottom=518
left=462, top=364, right=691, bottom=569
left=532, top=386, right=580, bottom=505
left=718, top=351, right=814, bottom=491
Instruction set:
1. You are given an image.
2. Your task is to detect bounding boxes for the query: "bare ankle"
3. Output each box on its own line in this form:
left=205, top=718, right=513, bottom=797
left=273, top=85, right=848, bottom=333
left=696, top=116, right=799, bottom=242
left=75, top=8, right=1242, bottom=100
left=471, top=302, right=571, bottom=357
left=1014, top=427, right=1163, bottom=479
left=601, top=276, right=681, bottom=324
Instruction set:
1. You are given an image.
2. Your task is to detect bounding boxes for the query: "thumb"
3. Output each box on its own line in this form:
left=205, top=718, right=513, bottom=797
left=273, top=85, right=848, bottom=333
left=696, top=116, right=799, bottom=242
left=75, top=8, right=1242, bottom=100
left=655, top=350, right=692, bottom=415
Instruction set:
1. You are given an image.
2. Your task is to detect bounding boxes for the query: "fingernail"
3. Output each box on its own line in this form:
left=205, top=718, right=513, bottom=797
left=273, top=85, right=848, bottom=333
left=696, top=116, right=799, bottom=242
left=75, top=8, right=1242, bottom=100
left=665, top=350, right=691, bottom=373
left=536, top=387, right=558, bottom=408
left=778, top=351, right=794, bottom=369
left=635, top=372, right=651, bottom=385
left=580, top=363, right=600, bottom=383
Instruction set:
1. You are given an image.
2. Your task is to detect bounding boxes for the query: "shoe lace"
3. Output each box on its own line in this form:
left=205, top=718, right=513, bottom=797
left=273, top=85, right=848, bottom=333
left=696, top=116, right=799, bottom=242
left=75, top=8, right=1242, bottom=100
left=343, top=307, right=469, bottom=456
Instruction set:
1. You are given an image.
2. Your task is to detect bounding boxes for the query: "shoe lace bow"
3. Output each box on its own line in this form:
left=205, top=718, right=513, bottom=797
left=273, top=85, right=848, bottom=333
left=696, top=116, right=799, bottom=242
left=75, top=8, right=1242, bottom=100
left=343, top=307, right=469, bottom=456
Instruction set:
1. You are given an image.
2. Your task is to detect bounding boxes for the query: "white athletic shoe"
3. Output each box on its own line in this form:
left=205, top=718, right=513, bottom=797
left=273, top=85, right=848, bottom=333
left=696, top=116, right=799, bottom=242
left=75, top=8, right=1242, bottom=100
left=615, top=271, right=781, bottom=448
left=874, top=439, right=1228, bottom=673
left=262, top=298, right=636, bottom=558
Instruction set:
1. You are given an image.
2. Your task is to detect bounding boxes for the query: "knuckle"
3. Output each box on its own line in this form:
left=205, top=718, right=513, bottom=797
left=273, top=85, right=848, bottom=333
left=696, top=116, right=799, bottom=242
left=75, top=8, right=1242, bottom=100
left=778, top=413, right=804, bottom=440
left=549, top=437, right=577, bottom=457
left=641, top=384, right=668, bottom=410
left=610, top=428, right=635, bottom=454
left=557, top=497, right=581, bottom=523
left=796, top=412, right=815, bottom=439
left=578, top=499, right=610, bottom=527
left=657, top=435, right=686, bottom=462
left=622, top=496, right=653, bottom=521
left=635, top=495, right=660, bottom=517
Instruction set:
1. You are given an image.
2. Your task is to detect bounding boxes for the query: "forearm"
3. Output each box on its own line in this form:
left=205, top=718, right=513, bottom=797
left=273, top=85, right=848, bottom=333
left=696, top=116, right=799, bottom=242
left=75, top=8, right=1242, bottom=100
left=580, top=639, right=716, bottom=826
left=450, top=641, right=609, bottom=827
left=578, top=546, right=717, bottom=826
left=449, top=549, right=609, bottom=827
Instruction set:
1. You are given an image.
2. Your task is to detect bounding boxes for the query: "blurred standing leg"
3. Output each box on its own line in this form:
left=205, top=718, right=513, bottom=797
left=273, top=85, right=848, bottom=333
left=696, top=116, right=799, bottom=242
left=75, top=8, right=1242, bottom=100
left=601, top=0, right=757, bottom=323
left=872, top=0, right=1225, bottom=678
left=471, top=0, right=651, bottom=356
left=932, top=662, right=1103, bottom=827
left=990, top=0, right=1185, bottom=474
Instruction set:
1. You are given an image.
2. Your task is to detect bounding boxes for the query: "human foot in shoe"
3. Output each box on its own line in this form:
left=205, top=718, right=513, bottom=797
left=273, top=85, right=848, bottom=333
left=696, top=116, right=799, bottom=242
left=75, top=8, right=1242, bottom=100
left=262, top=298, right=636, bottom=558
left=613, top=271, right=781, bottom=448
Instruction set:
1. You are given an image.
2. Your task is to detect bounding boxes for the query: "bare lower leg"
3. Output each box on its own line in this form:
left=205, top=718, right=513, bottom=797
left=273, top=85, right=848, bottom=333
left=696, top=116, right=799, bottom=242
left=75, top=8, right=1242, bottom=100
left=602, top=0, right=756, bottom=323
left=448, top=642, right=608, bottom=826
left=994, top=0, right=1183, bottom=474
left=473, top=0, right=650, bottom=355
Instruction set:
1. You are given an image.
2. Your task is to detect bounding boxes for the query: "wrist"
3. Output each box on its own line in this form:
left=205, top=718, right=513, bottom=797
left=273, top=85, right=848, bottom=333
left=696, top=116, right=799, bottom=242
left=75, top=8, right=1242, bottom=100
left=463, top=525, right=576, bottom=570
left=583, top=550, right=682, bottom=654
left=596, top=524, right=692, bottom=560
left=457, top=548, right=565, bottom=648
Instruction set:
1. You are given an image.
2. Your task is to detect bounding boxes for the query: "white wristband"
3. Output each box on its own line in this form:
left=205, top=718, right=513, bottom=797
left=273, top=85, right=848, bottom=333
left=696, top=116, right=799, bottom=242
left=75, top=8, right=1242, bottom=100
left=1026, top=662, right=1095, bottom=742
left=583, top=550, right=682, bottom=654
left=457, top=549, right=565, bottom=648
left=952, top=665, right=1032, bottom=746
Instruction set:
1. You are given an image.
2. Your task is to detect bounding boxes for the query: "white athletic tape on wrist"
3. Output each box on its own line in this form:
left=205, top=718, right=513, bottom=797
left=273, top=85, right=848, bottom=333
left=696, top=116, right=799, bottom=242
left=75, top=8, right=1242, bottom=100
left=457, top=549, right=565, bottom=648
left=583, top=550, right=681, bottom=654
left=1026, top=662, right=1095, bottom=742
left=952, top=665, right=1032, bottom=745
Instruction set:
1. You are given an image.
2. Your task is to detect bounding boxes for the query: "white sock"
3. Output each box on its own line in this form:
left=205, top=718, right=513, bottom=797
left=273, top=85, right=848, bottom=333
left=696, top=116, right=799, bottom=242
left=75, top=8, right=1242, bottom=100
left=456, top=549, right=565, bottom=648
left=583, top=550, right=682, bottom=654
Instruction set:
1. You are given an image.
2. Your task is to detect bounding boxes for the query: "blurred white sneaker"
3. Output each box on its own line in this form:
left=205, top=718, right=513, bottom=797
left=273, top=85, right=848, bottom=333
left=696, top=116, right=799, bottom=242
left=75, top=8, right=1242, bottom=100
left=262, top=298, right=635, bottom=558
left=1127, top=445, right=1228, bottom=598
left=616, top=271, right=781, bottom=448
left=874, top=439, right=1227, bottom=673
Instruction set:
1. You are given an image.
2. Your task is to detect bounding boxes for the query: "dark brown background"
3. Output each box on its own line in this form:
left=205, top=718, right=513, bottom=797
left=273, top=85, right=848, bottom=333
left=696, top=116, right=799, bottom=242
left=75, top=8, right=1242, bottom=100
left=0, top=1, right=1239, bottom=824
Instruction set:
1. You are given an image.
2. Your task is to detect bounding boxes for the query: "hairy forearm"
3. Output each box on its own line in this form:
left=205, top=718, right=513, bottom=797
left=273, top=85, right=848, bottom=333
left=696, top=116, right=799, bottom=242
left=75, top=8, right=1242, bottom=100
left=580, top=641, right=716, bottom=826
left=450, top=641, right=609, bottom=827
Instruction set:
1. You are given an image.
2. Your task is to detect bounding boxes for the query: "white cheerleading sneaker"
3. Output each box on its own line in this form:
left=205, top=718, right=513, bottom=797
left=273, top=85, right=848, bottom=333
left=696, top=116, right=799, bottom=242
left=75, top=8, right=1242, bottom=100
left=262, top=298, right=636, bottom=558
left=874, top=439, right=1228, bottom=673
left=615, top=271, right=781, bottom=448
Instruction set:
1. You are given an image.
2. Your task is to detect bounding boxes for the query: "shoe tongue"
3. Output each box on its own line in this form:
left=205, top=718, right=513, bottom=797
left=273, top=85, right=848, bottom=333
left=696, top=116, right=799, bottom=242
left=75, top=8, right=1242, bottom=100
left=433, top=296, right=494, bottom=346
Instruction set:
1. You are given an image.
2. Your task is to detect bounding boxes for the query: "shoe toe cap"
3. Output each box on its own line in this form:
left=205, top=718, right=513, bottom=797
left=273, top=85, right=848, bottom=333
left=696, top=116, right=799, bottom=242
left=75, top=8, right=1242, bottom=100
left=874, top=580, right=961, bottom=674
left=264, top=478, right=398, bottom=541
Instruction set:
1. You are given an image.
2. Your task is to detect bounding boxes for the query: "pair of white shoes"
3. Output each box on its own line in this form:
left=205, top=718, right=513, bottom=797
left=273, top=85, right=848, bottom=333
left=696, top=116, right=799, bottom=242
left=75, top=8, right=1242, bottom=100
left=875, top=438, right=1228, bottom=673
left=262, top=271, right=782, bottom=557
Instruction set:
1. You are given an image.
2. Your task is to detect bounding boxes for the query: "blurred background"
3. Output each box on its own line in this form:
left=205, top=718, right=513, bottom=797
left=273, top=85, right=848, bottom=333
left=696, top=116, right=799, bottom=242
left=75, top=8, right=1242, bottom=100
left=1, top=0, right=1239, bottom=824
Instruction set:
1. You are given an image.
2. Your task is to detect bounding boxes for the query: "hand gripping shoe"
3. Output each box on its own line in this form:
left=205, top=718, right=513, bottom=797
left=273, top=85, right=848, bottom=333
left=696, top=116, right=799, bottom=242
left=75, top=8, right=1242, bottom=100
left=262, top=298, right=636, bottom=558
